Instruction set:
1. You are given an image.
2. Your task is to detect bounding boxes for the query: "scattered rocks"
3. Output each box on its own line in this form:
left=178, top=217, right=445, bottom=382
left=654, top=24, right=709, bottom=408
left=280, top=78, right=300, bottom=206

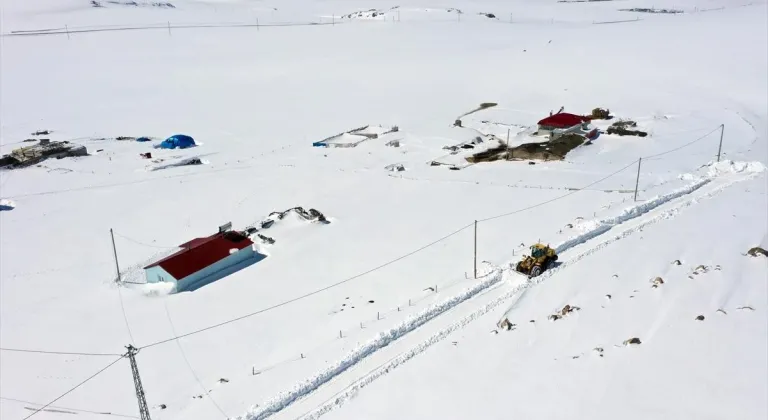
left=529, top=319, right=535, bottom=323
left=695, top=315, right=705, bottom=321
left=623, top=337, right=641, bottom=346
left=368, top=300, right=375, bottom=303
left=612, top=274, right=619, bottom=278
left=31, top=130, right=52, bottom=136
left=671, top=259, right=682, bottom=265
left=747, top=247, right=768, bottom=257
left=605, top=294, right=612, bottom=300
left=593, top=347, right=604, bottom=357
left=498, top=318, right=515, bottom=330
left=218, top=378, right=229, bottom=383
left=737, top=306, right=755, bottom=311
left=692, top=265, right=710, bottom=275
left=548, top=314, right=562, bottom=321
left=716, top=309, right=727, bottom=315
left=651, top=277, right=664, bottom=288
left=560, top=304, right=580, bottom=316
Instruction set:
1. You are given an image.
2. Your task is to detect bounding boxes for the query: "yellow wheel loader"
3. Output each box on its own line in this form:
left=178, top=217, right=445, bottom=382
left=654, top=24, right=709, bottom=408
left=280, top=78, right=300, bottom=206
left=514, top=243, right=558, bottom=278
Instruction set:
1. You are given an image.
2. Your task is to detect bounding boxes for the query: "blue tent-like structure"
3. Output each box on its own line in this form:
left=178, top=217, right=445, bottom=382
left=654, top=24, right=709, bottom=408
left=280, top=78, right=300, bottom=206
left=158, top=134, right=196, bottom=149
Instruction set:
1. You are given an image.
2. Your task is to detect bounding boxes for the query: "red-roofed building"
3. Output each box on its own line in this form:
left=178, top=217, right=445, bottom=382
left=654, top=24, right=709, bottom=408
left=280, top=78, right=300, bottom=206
left=144, top=228, right=256, bottom=291
left=537, top=113, right=591, bottom=136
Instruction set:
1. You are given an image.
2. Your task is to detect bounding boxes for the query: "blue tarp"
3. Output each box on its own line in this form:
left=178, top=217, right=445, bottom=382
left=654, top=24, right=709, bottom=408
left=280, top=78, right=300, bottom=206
left=136, top=137, right=152, bottom=142
left=158, top=134, right=196, bottom=149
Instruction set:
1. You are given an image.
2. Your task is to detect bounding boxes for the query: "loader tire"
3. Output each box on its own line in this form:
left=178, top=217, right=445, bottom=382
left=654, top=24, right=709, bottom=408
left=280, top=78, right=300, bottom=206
left=516, top=262, right=524, bottom=273
left=530, top=265, right=542, bottom=278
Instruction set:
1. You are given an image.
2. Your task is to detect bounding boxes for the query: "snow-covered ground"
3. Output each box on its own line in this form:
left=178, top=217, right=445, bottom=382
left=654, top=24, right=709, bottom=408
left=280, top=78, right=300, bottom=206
left=1, top=0, right=766, bottom=419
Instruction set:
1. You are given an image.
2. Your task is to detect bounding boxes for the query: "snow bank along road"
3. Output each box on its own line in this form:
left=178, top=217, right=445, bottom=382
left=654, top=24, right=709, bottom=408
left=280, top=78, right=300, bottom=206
left=235, top=161, right=764, bottom=420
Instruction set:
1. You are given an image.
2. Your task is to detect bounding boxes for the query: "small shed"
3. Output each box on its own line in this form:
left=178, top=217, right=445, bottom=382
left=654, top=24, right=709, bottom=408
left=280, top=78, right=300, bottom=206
left=537, top=113, right=590, bottom=136
left=144, top=228, right=255, bottom=291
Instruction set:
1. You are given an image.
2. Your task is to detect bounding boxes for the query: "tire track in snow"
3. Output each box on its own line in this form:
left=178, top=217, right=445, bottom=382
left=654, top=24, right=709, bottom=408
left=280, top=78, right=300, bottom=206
left=238, top=164, right=763, bottom=420
left=238, top=269, right=505, bottom=420
left=291, top=171, right=762, bottom=420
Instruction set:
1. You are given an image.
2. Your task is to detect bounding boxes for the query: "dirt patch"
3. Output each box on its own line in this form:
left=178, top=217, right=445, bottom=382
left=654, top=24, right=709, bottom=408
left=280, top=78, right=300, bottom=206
left=467, top=133, right=586, bottom=163
left=607, top=120, right=648, bottom=137
left=620, top=8, right=683, bottom=14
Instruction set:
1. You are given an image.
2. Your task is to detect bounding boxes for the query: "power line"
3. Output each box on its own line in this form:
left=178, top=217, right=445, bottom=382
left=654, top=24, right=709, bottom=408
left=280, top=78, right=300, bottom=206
left=116, top=285, right=136, bottom=344
left=643, top=126, right=721, bottom=160
left=477, top=160, right=639, bottom=223
left=164, top=304, right=229, bottom=419
left=0, top=348, right=123, bottom=357
left=113, top=231, right=180, bottom=250
left=140, top=222, right=473, bottom=350
left=1, top=397, right=138, bottom=419
left=22, top=356, right=125, bottom=420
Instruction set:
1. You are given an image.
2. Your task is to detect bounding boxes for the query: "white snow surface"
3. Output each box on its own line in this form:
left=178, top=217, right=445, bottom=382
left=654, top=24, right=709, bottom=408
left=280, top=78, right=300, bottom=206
left=1, top=1, right=766, bottom=420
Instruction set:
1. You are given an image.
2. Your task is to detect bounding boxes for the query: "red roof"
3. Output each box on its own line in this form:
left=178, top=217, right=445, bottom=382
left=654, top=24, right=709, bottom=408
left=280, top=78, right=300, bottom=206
left=144, top=231, right=254, bottom=281
left=537, top=113, right=590, bottom=129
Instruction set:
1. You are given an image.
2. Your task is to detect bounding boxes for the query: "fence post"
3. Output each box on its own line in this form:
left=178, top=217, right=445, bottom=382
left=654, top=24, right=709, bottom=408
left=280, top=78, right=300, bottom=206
left=634, top=158, right=642, bottom=202
left=717, top=124, right=725, bottom=162
left=474, top=220, right=478, bottom=279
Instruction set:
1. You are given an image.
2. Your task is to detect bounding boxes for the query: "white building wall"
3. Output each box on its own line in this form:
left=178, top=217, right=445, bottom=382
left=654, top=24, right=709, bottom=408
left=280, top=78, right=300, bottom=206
left=145, top=265, right=177, bottom=284
left=176, top=246, right=256, bottom=291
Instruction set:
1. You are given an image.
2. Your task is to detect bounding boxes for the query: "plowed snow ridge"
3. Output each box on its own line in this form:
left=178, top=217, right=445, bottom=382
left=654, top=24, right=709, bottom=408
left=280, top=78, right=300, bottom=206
left=239, top=161, right=764, bottom=420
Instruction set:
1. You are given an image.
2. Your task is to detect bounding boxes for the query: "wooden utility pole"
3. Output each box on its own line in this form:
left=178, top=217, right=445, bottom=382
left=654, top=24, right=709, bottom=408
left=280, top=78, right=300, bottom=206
left=716, top=124, right=725, bottom=162
left=110, top=229, right=121, bottom=283
left=633, top=158, right=642, bottom=202
left=473, top=220, right=478, bottom=279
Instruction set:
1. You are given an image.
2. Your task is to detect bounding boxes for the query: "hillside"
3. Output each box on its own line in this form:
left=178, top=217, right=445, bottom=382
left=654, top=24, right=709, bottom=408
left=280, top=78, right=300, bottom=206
left=1, top=1, right=766, bottom=420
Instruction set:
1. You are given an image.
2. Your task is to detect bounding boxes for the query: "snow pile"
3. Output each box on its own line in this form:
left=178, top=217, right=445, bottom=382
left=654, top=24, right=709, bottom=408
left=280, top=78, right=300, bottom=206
left=241, top=268, right=503, bottom=420
left=704, top=160, right=766, bottom=177
left=137, top=281, right=176, bottom=296
left=554, top=179, right=710, bottom=254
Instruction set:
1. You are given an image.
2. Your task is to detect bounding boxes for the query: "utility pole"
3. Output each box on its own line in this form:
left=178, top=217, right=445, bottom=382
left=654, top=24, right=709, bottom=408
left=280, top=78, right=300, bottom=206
left=473, top=220, right=478, bottom=279
left=126, top=345, right=152, bottom=420
left=716, top=123, right=725, bottom=162
left=633, top=158, right=642, bottom=202
left=110, top=228, right=121, bottom=283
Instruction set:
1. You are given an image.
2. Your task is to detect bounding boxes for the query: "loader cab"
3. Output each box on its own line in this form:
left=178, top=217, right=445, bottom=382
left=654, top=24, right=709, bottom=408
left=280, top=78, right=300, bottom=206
left=531, top=245, right=545, bottom=258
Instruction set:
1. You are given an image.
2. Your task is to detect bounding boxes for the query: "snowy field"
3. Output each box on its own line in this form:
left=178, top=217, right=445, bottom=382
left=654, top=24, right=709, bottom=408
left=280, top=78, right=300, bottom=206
left=0, top=0, right=766, bottom=419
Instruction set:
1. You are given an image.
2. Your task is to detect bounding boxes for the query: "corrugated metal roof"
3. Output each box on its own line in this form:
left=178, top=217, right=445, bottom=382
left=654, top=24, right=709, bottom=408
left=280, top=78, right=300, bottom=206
left=144, top=231, right=254, bottom=281
left=537, top=113, right=590, bottom=128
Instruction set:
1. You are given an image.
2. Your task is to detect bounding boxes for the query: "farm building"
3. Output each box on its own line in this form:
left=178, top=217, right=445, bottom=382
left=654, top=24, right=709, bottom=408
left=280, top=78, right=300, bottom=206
left=0, top=140, right=88, bottom=168
left=537, top=113, right=591, bottom=136
left=144, top=226, right=258, bottom=291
